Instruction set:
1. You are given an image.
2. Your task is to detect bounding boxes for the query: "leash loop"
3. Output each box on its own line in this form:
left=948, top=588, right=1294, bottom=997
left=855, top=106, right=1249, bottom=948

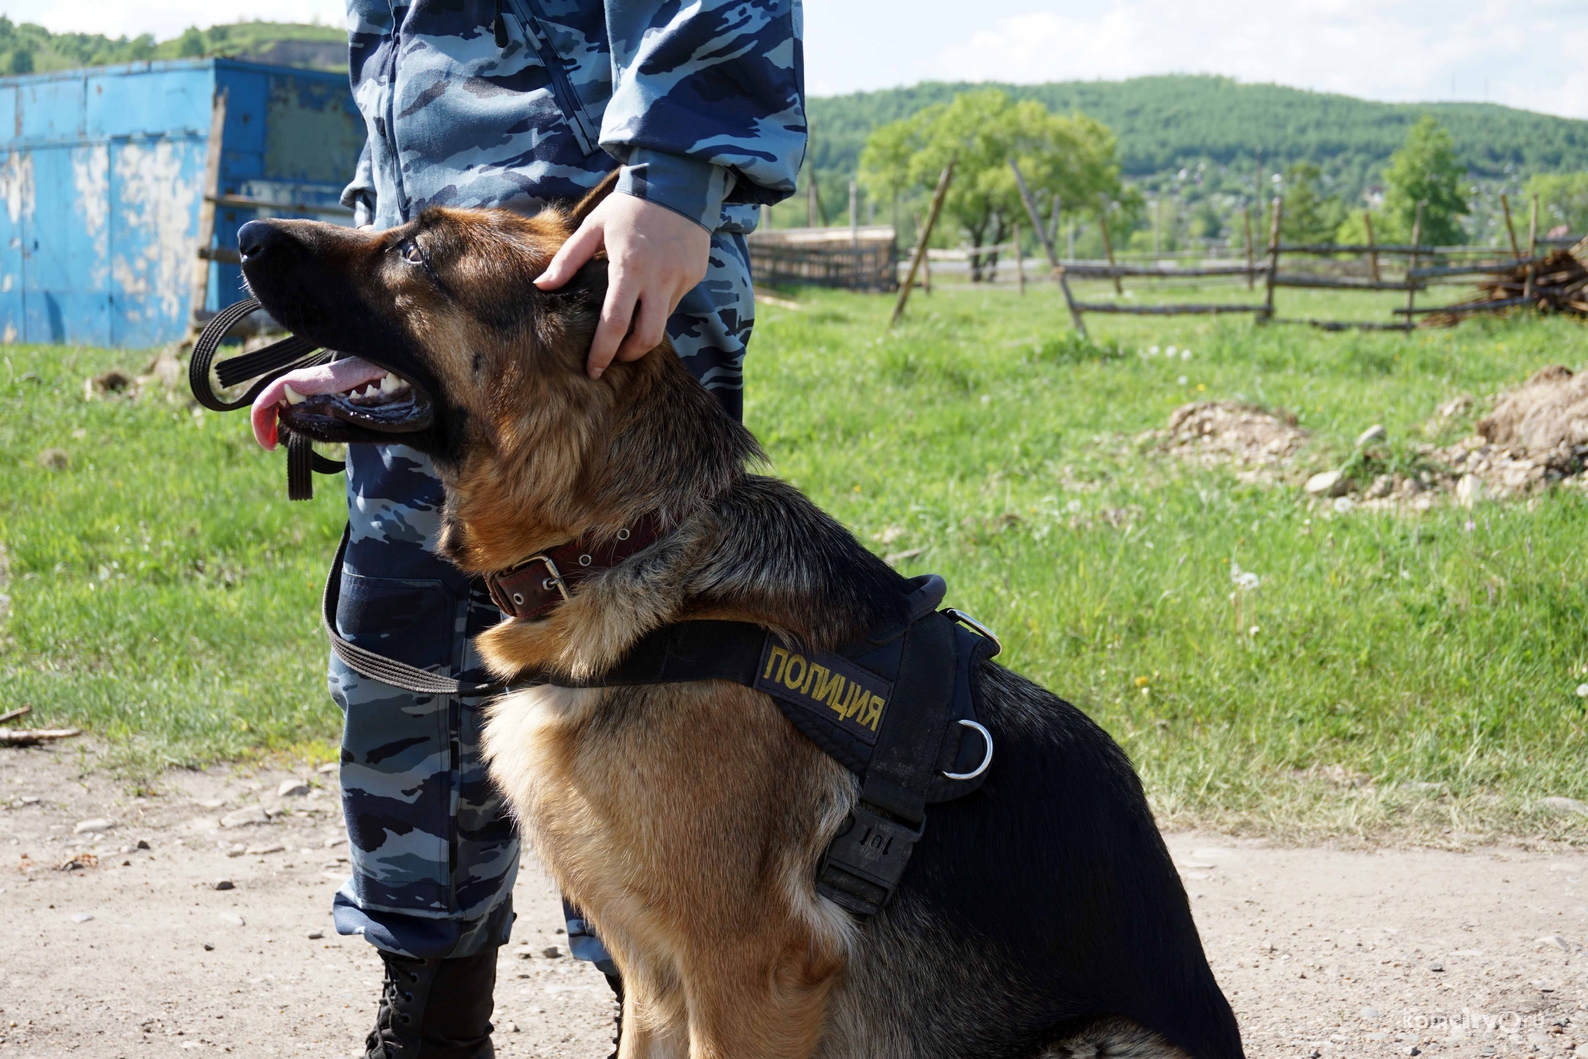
left=189, top=297, right=345, bottom=499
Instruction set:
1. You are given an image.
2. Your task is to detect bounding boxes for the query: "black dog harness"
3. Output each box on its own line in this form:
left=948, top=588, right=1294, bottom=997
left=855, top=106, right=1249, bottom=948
left=323, top=526, right=1000, bottom=917
left=192, top=299, right=1000, bottom=916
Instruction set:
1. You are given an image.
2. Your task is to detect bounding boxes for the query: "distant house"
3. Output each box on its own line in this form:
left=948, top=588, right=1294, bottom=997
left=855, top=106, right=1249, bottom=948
left=0, top=58, right=362, bottom=348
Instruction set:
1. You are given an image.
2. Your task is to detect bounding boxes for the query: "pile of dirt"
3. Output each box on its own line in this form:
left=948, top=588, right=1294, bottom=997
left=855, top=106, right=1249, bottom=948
left=1150, top=401, right=1309, bottom=482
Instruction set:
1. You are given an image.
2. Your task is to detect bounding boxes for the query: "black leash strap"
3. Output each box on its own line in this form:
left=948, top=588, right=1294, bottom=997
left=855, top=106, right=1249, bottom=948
left=816, top=612, right=957, bottom=916
left=189, top=298, right=343, bottom=500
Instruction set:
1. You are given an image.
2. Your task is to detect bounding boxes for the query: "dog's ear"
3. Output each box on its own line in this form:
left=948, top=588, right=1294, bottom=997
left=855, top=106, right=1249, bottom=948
left=566, top=169, right=622, bottom=229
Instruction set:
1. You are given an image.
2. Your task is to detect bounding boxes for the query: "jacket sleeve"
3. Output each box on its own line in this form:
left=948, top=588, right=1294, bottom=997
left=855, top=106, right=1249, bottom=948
left=600, top=0, right=807, bottom=230
left=340, top=137, right=377, bottom=227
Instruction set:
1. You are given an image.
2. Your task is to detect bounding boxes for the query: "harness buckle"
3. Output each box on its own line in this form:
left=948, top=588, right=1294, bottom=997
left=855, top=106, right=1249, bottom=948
left=943, top=607, right=1002, bottom=657
left=815, top=804, right=924, bottom=916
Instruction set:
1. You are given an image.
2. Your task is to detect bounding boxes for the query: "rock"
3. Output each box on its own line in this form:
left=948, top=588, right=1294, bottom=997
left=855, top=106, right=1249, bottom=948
left=193, top=799, right=225, bottom=810
left=1305, top=470, right=1347, bottom=497
left=1365, top=474, right=1393, bottom=500
left=306, top=931, right=325, bottom=940
left=1361, top=1007, right=1380, bottom=1019
left=212, top=879, right=235, bottom=891
left=1437, top=395, right=1474, bottom=420
left=1429, top=961, right=1444, bottom=972
left=88, top=370, right=131, bottom=396
left=220, top=806, right=269, bottom=828
left=202, top=942, right=215, bottom=951
left=1405, top=1047, right=1421, bottom=1056
left=244, top=844, right=286, bottom=856
left=1456, top=473, right=1485, bottom=506
left=36, top=448, right=69, bottom=471
left=322, top=835, right=346, bottom=848
left=70, top=913, right=94, bottom=924
left=218, top=912, right=245, bottom=927
left=276, top=779, right=311, bottom=798
left=316, top=762, right=339, bottom=774
left=225, top=845, right=246, bottom=858
left=73, top=818, right=113, bottom=835
left=1542, top=797, right=1588, bottom=815
left=18, top=795, right=39, bottom=805
left=541, top=946, right=562, bottom=959
left=1356, top=424, right=1387, bottom=447
left=1538, top=935, right=1571, bottom=951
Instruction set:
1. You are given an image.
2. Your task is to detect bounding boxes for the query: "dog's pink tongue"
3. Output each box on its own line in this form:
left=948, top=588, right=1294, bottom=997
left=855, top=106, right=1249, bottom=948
left=250, top=356, right=390, bottom=450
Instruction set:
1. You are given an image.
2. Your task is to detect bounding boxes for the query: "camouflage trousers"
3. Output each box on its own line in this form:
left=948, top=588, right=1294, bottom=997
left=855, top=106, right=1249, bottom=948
left=328, top=233, right=752, bottom=960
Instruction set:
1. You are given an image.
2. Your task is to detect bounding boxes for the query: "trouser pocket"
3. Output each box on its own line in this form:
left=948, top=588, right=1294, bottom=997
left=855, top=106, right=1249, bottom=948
left=330, top=571, right=466, bottom=916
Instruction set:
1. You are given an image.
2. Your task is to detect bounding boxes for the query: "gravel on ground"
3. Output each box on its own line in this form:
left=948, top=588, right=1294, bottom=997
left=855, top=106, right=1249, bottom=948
left=2, top=743, right=1585, bottom=1058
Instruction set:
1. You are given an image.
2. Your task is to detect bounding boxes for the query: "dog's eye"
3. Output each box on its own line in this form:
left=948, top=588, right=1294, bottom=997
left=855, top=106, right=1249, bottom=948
left=402, top=242, right=425, bottom=266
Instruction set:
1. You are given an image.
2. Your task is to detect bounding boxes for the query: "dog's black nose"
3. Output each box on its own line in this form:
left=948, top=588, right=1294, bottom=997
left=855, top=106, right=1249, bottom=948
left=237, top=220, right=293, bottom=263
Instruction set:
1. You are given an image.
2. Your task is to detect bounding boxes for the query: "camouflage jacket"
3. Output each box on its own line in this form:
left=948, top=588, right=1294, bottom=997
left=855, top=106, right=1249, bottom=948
left=341, top=0, right=807, bottom=232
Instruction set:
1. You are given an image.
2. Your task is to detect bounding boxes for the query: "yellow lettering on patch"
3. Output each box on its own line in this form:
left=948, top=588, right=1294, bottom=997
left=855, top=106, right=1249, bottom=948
left=840, top=682, right=866, bottom=719
left=763, top=646, right=789, bottom=684
left=811, top=670, right=846, bottom=714
left=802, top=663, right=823, bottom=695
left=783, top=654, right=807, bottom=691
left=861, top=695, right=885, bottom=732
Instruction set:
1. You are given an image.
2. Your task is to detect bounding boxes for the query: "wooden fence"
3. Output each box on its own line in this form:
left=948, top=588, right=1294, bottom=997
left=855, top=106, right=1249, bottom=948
left=747, top=225, right=898, bottom=291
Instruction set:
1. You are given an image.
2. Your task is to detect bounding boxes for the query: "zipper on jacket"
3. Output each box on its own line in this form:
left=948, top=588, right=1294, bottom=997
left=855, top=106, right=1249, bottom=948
left=499, top=0, right=598, bottom=155
left=382, top=18, right=413, bottom=221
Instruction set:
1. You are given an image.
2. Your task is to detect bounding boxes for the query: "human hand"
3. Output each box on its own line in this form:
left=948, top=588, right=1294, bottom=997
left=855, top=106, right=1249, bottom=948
left=534, top=193, right=710, bottom=379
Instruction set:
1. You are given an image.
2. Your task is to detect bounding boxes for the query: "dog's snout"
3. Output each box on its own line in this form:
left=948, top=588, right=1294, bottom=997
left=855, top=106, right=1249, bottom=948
left=237, top=220, right=295, bottom=264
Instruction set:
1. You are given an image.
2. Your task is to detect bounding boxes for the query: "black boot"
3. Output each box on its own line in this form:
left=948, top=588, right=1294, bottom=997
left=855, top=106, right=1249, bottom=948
left=365, top=949, right=498, bottom=1059
left=604, top=973, right=624, bottom=1059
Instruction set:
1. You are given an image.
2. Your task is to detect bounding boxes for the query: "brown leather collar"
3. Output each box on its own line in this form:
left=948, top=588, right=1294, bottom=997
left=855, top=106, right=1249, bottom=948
left=482, top=515, right=663, bottom=621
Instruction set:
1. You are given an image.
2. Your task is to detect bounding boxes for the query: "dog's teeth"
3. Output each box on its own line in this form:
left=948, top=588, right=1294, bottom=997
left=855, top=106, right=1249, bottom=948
left=284, top=385, right=306, bottom=405
left=380, top=373, right=400, bottom=395
left=361, top=385, right=379, bottom=398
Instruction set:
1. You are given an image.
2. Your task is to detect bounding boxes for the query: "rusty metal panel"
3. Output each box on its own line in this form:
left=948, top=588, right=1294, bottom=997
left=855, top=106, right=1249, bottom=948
left=0, top=58, right=361, bottom=348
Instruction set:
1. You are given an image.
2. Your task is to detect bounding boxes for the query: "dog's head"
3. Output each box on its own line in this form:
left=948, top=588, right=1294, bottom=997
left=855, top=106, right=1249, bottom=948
left=239, top=175, right=755, bottom=571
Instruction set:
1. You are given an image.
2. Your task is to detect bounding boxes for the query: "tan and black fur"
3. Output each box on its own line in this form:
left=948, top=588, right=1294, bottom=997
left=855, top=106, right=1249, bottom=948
left=237, top=175, right=1244, bottom=1059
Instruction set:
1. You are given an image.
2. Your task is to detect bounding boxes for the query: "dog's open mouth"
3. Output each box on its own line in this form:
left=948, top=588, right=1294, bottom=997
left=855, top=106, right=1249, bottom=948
left=280, top=369, right=433, bottom=435
left=253, top=356, right=435, bottom=448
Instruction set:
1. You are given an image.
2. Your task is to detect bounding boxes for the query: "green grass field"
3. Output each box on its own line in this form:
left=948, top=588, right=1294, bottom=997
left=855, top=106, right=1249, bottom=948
left=3, top=279, right=1586, bottom=840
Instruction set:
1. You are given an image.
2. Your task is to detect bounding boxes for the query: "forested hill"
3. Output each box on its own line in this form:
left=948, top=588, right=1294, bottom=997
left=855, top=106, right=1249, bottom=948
left=809, top=75, right=1588, bottom=205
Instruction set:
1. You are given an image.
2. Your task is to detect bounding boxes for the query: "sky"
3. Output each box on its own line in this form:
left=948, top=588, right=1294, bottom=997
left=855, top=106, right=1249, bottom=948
left=3, top=0, right=1585, bottom=120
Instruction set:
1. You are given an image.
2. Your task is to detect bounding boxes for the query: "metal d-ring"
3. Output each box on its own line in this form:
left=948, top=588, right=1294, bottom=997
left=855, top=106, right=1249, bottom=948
left=941, top=719, right=993, bottom=781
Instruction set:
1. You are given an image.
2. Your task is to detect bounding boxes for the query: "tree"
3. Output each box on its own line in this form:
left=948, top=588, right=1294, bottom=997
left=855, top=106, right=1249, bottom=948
left=1381, top=116, right=1467, bottom=245
left=860, top=89, right=1124, bottom=280
left=177, top=26, right=206, bottom=58
left=1525, top=172, right=1588, bottom=236
left=1277, top=162, right=1343, bottom=244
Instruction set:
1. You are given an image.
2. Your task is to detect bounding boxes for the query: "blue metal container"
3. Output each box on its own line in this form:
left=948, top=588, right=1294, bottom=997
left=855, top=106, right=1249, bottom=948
left=0, top=58, right=362, bottom=348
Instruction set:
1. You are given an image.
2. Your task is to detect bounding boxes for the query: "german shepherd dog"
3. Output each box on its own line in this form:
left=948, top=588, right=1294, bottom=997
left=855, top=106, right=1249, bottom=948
left=237, top=175, right=1244, bottom=1059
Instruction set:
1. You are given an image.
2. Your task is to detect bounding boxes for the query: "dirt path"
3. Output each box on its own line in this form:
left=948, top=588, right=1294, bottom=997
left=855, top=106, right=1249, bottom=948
left=3, top=743, right=1585, bottom=1058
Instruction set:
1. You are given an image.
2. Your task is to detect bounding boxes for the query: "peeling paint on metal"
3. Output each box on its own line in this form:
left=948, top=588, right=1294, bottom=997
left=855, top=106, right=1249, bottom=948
left=110, top=139, right=200, bottom=325
left=72, top=143, right=110, bottom=289
left=0, top=150, right=33, bottom=227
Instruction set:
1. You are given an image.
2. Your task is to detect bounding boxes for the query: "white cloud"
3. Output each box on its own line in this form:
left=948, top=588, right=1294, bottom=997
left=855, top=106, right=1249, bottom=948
left=804, top=0, right=1588, bottom=119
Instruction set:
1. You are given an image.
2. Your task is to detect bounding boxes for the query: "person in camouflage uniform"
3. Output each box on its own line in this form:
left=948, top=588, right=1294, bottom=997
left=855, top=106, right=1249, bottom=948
left=322, top=2, right=807, bottom=1056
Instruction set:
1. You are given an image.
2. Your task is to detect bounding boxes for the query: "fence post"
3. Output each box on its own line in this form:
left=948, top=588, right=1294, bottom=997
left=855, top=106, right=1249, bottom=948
left=1404, top=200, right=1424, bottom=332
left=1243, top=206, right=1254, bottom=290
left=890, top=161, right=955, bottom=328
left=1260, top=197, right=1282, bottom=324
left=1098, top=199, right=1122, bottom=295
left=188, top=88, right=229, bottom=331
left=1009, top=158, right=1059, bottom=267
left=1525, top=194, right=1539, bottom=300
left=1500, top=193, right=1522, bottom=259
left=1363, top=211, right=1380, bottom=283
left=1014, top=222, right=1026, bottom=295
